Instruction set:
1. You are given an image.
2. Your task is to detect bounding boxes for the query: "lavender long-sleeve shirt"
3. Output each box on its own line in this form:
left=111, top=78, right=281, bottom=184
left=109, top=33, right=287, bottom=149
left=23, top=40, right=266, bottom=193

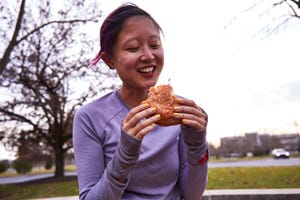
left=73, top=90, right=208, bottom=200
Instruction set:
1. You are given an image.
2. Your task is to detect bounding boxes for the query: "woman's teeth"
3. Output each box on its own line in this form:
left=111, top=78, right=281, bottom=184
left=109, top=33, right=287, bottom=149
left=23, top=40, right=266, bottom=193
left=139, top=66, right=154, bottom=73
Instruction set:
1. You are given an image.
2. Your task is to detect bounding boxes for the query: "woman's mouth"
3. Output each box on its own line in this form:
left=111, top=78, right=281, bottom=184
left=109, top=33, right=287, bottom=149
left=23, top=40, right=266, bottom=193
left=138, top=66, right=155, bottom=73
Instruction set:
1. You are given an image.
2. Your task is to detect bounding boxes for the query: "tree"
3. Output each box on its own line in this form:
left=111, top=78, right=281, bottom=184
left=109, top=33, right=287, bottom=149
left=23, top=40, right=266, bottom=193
left=0, top=0, right=25, bottom=74
left=0, top=0, right=118, bottom=177
left=225, top=0, right=300, bottom=38
left=261, top=0, right=299, bottom=36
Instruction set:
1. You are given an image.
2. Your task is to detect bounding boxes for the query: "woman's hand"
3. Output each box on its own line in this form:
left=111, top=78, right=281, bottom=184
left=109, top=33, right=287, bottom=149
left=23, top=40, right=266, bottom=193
left=174, top=98, right=207, bottom=131
left=122, top=103, right=160, bottom=139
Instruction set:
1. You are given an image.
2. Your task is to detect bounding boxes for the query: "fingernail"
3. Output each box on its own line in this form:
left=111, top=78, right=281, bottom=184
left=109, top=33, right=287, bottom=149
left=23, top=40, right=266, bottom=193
left=176, top=97, right=182, bottom=102
left=155, top=114, right=161, bottom=119
left=173, top=113, right=179, bottom=117
left=152, top=107, right=157, bottom=112
left=143, top=102, right=149, bottom=107
left=174, top=106, right=179, bottom=111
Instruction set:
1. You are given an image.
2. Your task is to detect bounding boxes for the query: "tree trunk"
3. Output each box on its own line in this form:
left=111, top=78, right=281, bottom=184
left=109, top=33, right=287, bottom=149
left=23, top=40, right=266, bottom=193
left=54, top=148, right=65, bottom=178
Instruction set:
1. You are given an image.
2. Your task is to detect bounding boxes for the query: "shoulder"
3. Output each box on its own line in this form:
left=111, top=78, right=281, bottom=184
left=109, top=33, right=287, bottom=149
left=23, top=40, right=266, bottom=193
left=80, top=89, right=122, bottom=110
left=75, top=91, right=126, bottom=121
left=80, top=90, right=115, bottom=108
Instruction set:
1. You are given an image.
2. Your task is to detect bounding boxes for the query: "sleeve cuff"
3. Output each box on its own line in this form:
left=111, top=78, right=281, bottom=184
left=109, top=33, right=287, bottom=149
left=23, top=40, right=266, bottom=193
left=182, top=127, right=208, bottom=165
left=106, top=129, right=142, bottom=180
left=119, top=129, right=142, bottom=156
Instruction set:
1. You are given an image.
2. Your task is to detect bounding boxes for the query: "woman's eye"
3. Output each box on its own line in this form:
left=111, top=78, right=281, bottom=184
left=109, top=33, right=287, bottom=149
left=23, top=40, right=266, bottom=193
left=150, top=41, right=161, bottom=49
left=151, top=44, right=160, bottom=49
left=126, top=47, right=139, bottom=52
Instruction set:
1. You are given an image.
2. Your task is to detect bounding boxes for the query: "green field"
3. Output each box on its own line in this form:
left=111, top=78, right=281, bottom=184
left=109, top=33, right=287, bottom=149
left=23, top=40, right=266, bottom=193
left=207, top=166, right=300, bottom=189
left=0, top=166, right=299, bottom=200
left=0, top=180, right=78, bottom=200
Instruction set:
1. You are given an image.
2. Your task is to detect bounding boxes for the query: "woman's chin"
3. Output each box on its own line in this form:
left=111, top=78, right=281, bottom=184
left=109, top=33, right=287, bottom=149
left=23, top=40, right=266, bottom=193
left=143, top=81, right=157, bottom=89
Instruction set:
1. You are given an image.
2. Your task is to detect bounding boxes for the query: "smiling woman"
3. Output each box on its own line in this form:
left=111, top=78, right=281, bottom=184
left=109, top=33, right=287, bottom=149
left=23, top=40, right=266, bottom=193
left=73, top=3, right=208, bottom=200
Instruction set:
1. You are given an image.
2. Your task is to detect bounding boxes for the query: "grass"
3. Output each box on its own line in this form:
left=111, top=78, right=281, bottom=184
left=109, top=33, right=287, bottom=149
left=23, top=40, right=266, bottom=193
left=207, top=166, right=300, bottom=189
left=0, top=166, right=300, bottom=199
left=0, top=180, right=78, bottom=200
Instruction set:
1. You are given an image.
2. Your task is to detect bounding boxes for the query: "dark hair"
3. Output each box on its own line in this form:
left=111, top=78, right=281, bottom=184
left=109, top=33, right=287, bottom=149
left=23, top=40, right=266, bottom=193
left=90, top=3, right=162, bottom=66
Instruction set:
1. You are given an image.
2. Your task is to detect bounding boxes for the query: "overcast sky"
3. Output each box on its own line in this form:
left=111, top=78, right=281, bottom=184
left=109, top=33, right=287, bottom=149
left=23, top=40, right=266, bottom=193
left=98, top=0, right=300, bottom=145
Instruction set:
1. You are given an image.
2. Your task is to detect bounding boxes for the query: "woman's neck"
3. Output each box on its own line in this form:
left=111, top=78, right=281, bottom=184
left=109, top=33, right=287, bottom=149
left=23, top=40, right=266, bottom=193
left=119, top=86, right=149, bottom=108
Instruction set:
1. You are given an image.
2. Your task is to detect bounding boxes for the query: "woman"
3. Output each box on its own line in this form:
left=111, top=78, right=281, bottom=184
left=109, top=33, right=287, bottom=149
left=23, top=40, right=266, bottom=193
left=73, top=3, right=208, bottom=200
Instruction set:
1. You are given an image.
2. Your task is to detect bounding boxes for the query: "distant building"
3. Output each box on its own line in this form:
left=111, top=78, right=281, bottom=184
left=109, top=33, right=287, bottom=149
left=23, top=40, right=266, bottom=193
left=219, top=133, right=299, bottom=157
left=245, top=132, right=263, bottom=152
left=275, top=133, right=300, bottom=153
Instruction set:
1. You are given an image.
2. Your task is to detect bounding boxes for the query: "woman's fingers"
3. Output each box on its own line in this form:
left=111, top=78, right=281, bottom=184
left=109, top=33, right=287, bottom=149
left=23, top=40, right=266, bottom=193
left=174, top=98, right=207, bottom=130
left=123, top=103, right=150, bottom=125
left=122, top=103, right=160, bottom=139
left=134, top=114, right=161, bottom=139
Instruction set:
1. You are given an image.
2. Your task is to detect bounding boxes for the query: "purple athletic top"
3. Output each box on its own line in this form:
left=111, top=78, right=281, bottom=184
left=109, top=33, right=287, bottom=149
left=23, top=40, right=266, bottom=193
left=73, top=90, right=208, bottom=200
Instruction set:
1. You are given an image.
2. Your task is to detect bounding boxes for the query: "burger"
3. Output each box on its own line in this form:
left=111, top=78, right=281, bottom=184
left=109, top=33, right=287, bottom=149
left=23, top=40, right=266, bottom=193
left=142, top=84, right=182, bottom=126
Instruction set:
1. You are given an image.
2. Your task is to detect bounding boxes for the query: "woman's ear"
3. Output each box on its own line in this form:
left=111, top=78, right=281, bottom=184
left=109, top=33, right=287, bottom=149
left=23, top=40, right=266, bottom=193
left=100, top=52, right=115, bottom=69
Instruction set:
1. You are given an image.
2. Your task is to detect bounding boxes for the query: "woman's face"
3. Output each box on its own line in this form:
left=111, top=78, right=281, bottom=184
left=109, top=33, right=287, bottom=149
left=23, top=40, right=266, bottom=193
left=110, top=16, right=164, bottom=91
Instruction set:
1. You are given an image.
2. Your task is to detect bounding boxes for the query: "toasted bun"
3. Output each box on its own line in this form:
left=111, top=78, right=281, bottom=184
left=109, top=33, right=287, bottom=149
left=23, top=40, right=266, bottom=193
left=142, top=84, right=181, bottom=126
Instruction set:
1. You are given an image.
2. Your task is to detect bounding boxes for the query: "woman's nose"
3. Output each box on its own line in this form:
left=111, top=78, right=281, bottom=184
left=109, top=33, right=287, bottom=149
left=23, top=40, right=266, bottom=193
left=141, top=46, right=154, bottom=60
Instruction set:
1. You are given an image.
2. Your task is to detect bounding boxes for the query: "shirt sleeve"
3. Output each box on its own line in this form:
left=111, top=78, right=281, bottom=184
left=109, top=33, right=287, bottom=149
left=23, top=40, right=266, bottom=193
left=178, top=126, right=209, bottom=200
left=73, top=109, right=142, bottom=200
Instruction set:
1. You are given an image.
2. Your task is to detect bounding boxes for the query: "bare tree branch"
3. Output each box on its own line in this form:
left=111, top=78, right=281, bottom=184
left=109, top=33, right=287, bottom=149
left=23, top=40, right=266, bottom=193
left=0, top=0, right=26, bottom=74
left=16, top=16, right=101, bottom=46
left=225, top=0, right=300, bottom=40
left=0, top=0, right=101, bottom=75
